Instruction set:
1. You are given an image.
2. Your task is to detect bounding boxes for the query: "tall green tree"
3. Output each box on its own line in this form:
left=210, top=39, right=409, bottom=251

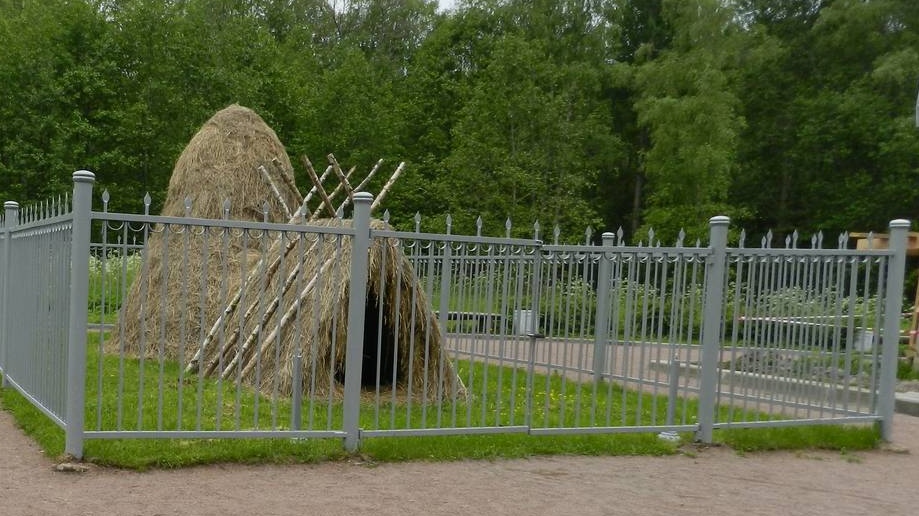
left=0, top=0, right=117, bottom=203
left=733, top=0, right=919, bottom=236
left=632, top=0, right=747, bottom=241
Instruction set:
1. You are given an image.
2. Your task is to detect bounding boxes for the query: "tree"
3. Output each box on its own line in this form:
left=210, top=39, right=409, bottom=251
left=632, top=0, right=747, bottom=241
left=732, top=0, right=919, bottom=235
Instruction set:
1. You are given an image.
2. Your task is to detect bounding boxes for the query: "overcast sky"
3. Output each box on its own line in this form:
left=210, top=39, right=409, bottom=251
left=437, top=0, right=458, bottom=12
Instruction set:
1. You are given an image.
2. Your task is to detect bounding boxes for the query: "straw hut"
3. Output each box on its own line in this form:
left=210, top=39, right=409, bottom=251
left=117, top=104, right=302, bottom=356
left=193, top=217, right=461, bottom=399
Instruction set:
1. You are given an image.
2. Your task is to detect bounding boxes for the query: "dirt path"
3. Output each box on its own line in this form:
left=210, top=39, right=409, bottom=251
left=2, top=409, right=918, bottom=516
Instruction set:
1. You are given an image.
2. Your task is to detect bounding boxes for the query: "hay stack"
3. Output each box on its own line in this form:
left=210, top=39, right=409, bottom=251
left=197, top=218, right=461, bottom=399
left=117, top=104, right=302, bottom=357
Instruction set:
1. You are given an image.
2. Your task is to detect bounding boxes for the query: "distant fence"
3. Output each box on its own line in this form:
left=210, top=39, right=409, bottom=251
left=0, top=171, right=909, bottom=458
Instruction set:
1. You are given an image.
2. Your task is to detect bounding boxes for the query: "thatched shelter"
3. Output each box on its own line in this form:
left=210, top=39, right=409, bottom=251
left=117, top=104, right=302, bottom=356
left=192, top=217, right=461, bottom=399
left=116, top=104, right=459, bottom=398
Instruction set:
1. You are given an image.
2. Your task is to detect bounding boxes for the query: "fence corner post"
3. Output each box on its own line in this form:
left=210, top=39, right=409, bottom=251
left=65, top=170, right=95, bottom=459
left=343, top=192, right=373, bottom=452
left=696, top=215, right=730, bottom=443
left=879, top=218, right=909, bottom=441
left=0, top=201, right=19, bottom=388
left=592, top=232, right=616, bottom=382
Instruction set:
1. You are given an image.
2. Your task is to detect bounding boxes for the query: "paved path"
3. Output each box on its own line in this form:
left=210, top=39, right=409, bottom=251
left=2, top=407, right=918, bottom=516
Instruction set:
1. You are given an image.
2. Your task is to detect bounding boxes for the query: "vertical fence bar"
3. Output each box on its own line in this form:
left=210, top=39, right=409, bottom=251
left=592, top=233, right=615, bottom=382
left=0, top=201, right=18, bottom=388
left=343, top=192, right=373, bottom=452
left=696, top=216, right=729, bottom=443
left=524, top=242, right=543, bottom=430
left=879, top=219, right=909, bottom=440
left=65, top=171, right=94, bottom=459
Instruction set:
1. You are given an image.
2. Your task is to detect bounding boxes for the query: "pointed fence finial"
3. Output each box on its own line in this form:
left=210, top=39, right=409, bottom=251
left=446, top=214, right=453, bottom=235
left=533, top=220, right=540, bottom=241
left=505, top=217, right=511, bottom=238
left=222, top=198, right=230, bottom=219
left=792, top=229, right=799, bottom=248
left=414, top=212, right=421, bottom=232
left=553, top=224, right=561, bottom=245
left=677, top=228, right=686, bottom=247
left=101, top=190, right=110, bottom=212
left=617, top=226, right=624, bottom=246
left=838, top=231, right=847, bottom=249
left=144, top=193, right=152, bottom=215
left=383, top=209, right=391, bottom=223
left=476, top=216, right=483, bottom=237
left=738, top=228, right=746, bottom=248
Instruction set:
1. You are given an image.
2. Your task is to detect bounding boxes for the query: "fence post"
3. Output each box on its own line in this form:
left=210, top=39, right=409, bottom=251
left=65, top=171, right=94, bottom=459
left=343, top=192, right=373, bottom=452
left=592, top=232, right=615, bottom=382
left=879, top=219, right=909, bottom=440
left=696, top=216, right=730, bottom=443
left=436, top=218, right=452, bottom=339
left=0, top=201, right=19, bottom=388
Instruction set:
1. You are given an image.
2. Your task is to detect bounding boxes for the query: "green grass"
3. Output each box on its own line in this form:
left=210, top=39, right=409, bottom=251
left=0, top=343, right=882, bottom=470
left=718, top=425, right=881, bottom=453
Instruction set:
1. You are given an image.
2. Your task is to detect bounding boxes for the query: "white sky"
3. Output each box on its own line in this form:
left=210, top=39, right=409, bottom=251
left=437, top=0, right=458, bottom=12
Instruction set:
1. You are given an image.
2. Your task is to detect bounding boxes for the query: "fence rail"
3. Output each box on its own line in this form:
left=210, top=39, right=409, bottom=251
left=0, top=171, right=910, bottom=459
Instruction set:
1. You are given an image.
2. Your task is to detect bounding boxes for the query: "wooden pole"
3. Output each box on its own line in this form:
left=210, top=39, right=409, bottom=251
left=371, top=162, right=405, bottom=212
left=227, top=251, right=340, bottom=380
left=271, top=157, right=302, bottom=206
left=190, top=155, right=406, bottom=384
left=257, top=165, right=292, bottom=219
left=328, top=154, right=355, bottom=202
left=302, top=155, right=338, bottom=218
left=355, top=159, right=384, bottom=192
left=316, top=163, right=357, bottom=217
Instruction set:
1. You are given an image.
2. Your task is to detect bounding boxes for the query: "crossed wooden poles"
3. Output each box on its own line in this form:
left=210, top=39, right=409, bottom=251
left=184, top=154, right=405, bottom=380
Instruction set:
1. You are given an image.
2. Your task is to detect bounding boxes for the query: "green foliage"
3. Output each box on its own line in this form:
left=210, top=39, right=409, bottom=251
left=0, top=0, right=917, bottom=241
left=88, top=251, right=143, bottom=323
left=539, top=277, right=599, bottom=338
left=633, top=0, right=747, bottom=242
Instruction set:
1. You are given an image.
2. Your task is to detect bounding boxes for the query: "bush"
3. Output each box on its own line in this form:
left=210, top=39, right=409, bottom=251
left=88, top=251, right=142, bottom=323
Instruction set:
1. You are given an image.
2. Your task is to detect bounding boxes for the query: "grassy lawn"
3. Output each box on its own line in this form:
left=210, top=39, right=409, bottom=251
left=0, top=341, right=881, bottom=470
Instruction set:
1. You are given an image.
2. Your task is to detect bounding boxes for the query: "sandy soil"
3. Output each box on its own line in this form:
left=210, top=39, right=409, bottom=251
left=2, top=409, right=918, bottom=516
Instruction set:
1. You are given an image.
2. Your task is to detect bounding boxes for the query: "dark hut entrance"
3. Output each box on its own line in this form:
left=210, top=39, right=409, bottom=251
left=360, top=295, right=398, bottom=388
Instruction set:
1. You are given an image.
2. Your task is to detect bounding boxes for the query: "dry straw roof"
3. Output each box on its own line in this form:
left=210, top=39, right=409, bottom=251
left=117, top=104, right=459, bottom=399
left=192, top=218, right=460, bottom=400
left=118, top=104, right=302, bottom=357
left=163, top=103, right=301, bottom=220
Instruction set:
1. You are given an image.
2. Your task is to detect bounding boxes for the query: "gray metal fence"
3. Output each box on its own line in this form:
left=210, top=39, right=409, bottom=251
left=0, top=172, right=909, bottom=459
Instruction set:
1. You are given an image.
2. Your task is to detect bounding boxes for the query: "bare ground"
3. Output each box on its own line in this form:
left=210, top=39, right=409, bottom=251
left=2, top=409, right=918, bottom=516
